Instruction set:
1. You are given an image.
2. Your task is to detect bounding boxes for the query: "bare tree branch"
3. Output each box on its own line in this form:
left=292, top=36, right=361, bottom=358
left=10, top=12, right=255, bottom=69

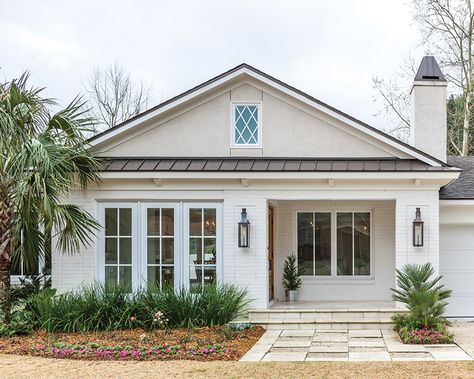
left=86, top=62, right=152, bottom=132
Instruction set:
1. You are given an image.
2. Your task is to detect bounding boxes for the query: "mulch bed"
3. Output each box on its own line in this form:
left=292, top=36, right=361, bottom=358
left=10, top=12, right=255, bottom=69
left=0, top=326, right=265, bottom=361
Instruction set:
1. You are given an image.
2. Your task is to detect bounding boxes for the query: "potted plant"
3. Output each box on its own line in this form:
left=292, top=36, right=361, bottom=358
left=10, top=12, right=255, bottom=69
left=282, top=253, right=302, bottom=302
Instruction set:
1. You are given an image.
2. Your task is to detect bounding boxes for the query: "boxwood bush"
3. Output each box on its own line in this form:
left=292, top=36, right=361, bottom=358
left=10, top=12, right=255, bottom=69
left=29, top=283, right=249, bottom=333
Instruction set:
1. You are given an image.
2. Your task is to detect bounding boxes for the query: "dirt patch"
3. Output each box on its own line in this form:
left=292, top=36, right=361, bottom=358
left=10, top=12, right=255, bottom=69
left=0, top=326, right=264, bottom=361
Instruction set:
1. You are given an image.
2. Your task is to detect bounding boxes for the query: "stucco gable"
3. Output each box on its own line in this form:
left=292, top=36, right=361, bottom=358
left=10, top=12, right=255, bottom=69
left=90, top=64, right=443, bottom=165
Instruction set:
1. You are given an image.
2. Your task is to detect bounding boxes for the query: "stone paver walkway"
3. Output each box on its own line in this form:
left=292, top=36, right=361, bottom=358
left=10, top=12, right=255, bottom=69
left=240, top=328, right=473, bottom=362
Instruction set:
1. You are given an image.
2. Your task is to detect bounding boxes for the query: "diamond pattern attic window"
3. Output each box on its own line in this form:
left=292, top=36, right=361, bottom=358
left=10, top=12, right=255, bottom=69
left=234, top=105, right=259, bottom=146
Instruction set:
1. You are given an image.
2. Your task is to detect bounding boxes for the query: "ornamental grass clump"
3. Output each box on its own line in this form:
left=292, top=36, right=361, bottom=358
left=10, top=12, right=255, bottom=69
left=30, top=283, right=249, bottom=333
left=391, top=263, right=453, bottom=344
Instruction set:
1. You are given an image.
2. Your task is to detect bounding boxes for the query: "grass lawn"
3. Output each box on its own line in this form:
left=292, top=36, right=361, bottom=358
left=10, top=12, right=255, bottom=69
left=1, top=355, right=473, bottom=378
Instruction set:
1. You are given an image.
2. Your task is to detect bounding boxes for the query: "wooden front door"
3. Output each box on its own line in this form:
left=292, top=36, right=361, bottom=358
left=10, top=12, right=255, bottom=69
left=268, top=205, right=275, bottom=301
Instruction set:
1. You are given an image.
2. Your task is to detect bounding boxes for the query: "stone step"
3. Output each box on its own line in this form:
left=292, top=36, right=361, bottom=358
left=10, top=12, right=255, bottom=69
left=253, top=319, right=395, bottom=330
left=247, top=308, right=407, bottom=330
left=248, top=309, right=407, bottom=322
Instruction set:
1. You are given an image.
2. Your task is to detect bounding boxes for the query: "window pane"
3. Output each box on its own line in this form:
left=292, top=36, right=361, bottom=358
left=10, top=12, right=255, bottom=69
left=234, top=105, right=259, bottom=145
left=189, top=266, right=202, bottom=290
left=315, top=213, right=331, bottom=276
left=105, top=266, right=117, bottom=289
left=105, top=238, right=118, bottom=264
left=119, top=208, right=132, bottom=236
left=297, top=213, right=314, bottom=275
left=203, top=266, right=216, bottom=285
left=147, top=238, right=160, bottom=264
left=189, top=209, right=202, bottom=236
left=204, top=208, right=216, bottom=236
left=204, top=238, right=216, bottom=264
left=162, top=208, right=174, bottom=236
left=119, top=266, right=132, bottom=292
left=162, top=266, right=174, bottom=287
left=147, top=266, right=160, bottom=289
left=162, top=238, right=174, bottom=264
left=337, top=213, right=353, bottom=275
left=105, top=208, right=117, bottom=236
left=147, top=208, right=160, bottom=236
left=189, top=238, right=202, bottom=264
left=354, top=212, right=370, bottom=275
left=119, top=238, right=132, bottom=264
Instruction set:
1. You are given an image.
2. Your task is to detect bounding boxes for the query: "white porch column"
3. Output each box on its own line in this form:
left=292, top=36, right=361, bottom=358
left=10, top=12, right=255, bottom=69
left=222, top=191, right=268, bottom=309
left=395, top=192, right=440, bottom=276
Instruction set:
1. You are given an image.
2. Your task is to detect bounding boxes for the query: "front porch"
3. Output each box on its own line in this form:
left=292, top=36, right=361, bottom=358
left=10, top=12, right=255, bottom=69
left=266, top=199, right=397, bottom=306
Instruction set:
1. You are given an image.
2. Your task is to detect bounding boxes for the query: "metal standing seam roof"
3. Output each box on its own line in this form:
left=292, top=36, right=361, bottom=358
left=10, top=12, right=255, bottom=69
left=100, top=158, right=457, bottom=172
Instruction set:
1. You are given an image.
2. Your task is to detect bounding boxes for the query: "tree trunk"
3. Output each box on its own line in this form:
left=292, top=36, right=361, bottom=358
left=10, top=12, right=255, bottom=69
left=462, top=91, right=471, bottom=156
left=0, top=196, right=12, bottom=324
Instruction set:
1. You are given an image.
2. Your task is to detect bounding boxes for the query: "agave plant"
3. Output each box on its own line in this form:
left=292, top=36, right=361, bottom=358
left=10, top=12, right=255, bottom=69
left=0, top=73, right=101, bottom=323
left=391, top=263, right=451, bottom=328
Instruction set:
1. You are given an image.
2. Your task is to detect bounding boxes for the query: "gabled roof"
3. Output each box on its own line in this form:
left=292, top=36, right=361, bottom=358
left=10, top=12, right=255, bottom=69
left=440, top=156, right=474, bottom=199
left=88, top=63, right=446, bottom=167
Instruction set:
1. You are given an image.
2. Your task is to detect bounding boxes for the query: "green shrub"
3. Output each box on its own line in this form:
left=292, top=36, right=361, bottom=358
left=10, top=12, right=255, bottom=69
left=29, top=283, right=249, bottom=333
left=282, top=253, right=302, bottom=291
left=391, top=263, right=451, bottom=329
left=11, top=273, right=52, bottom=304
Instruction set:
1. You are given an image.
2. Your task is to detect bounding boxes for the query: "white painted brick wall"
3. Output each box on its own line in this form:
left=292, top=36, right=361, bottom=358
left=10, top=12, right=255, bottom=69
left=52, top=185, right=441, bottom=309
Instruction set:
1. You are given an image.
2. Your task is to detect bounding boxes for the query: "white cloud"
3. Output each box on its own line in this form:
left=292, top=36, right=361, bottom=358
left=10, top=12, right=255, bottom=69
left=0, top=0, right=423, bottom=130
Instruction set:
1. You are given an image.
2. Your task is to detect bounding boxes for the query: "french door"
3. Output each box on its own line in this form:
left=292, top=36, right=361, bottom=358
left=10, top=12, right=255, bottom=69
left=140, top=203, right=180, bottom=289
left=99, top=202, right=221, bottom=290
left=183, top=203, right=222, bottom=290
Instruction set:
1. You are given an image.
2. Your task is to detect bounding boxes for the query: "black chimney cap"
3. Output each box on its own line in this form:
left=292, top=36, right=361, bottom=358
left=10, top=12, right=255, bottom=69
left=414, top=56, right=446, bottom=81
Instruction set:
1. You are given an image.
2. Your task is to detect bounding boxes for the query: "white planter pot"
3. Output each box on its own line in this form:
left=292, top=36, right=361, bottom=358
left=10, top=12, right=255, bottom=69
left=288, top=290, right=298, bottom=302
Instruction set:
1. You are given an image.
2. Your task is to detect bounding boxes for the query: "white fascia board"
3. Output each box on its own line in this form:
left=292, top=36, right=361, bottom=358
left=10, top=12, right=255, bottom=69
left=100, top=171, right=460, bottom=182
left=440, top=199, right=474, bottom=205
left=89, top=66, right=442, bottom=166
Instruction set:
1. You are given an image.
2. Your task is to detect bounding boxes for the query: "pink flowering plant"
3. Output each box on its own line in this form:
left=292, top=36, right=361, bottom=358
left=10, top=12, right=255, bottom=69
left=31, top=342, right=230, bottom=360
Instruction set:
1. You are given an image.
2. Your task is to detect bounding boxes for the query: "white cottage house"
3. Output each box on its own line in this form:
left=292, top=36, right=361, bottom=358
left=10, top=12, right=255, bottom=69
left=41, top=57, right=474, bottom=319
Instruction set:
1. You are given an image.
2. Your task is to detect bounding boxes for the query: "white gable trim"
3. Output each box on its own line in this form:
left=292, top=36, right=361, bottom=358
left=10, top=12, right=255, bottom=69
left=89, top=65, right=442, bottom=167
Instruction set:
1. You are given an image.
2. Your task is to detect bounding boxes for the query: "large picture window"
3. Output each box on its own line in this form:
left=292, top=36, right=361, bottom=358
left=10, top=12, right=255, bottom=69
left=296, top=210, right=371, bottom=278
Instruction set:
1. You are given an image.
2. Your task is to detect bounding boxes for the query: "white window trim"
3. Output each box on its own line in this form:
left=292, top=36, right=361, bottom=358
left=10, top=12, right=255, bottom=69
left=97, top=202, right=139, bottom=291
left=230, top=102, right=262, bottom=148
left=295, top=208, right=374, bottom=282
left=140, top=203, right=181, bottom=289
left=97, top=201, right=223, bottom=290
left=183, top=203, right=223, bottom=288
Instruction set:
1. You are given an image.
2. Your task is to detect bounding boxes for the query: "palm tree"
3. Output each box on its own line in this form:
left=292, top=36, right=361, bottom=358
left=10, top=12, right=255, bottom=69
left=0, top=73, right=101, bottom=323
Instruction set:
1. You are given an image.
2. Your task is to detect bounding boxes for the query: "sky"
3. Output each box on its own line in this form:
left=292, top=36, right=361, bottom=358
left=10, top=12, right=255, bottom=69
left=0, top=0, right=423, bottom=132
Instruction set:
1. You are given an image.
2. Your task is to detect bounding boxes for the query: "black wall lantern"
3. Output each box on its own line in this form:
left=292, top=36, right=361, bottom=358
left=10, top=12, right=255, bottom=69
left=413, top=207, right=424, bottom=247
left=238, top=208, right=250, bottom=248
